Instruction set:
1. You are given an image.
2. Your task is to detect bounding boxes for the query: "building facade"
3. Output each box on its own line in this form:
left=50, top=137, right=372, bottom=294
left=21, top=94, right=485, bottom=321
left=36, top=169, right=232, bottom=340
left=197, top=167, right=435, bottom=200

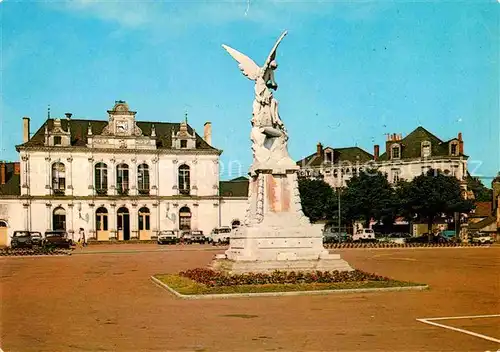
left=0, top=101, right=247, bottom=245
left=297, top=126, right=469, bottom=192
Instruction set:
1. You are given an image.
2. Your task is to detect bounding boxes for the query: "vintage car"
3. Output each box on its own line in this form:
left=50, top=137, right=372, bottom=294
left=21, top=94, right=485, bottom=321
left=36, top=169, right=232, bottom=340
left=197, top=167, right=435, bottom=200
left=189, top=230, right=208, bottom=244
left=43, top=230, right=73, bottom=249
left=11, top=231, right=35, bottom=249
left=470, top=232, right=493, bottom=245
left=323, top=229, right=351, bottom=244
left=157, top=230, right=179, bottom=245
left=352, top=229, right=376, bottom=242
left=209, top=226, right=232, bottom=245
left=180, top=230, right=208, bottom=244
left=30, top=232, right=43, bottom=246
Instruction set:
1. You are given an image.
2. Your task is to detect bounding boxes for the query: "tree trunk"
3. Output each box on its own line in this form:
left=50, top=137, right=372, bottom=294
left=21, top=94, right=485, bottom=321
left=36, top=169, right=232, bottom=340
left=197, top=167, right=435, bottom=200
left=365, top=216, right=371, bottom=229
left=427, top=216, right=434, bottom=243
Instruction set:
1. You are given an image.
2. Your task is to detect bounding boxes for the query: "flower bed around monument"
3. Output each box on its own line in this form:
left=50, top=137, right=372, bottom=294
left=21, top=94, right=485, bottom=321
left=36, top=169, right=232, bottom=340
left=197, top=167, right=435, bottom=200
left=154, top=268, right=425, bottom=296
left=179, top=268, right=389, bottom=287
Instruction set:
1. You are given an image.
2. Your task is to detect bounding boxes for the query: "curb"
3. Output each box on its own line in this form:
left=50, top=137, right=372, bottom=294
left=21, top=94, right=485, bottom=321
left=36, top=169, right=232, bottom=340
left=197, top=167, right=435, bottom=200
left=150, top=276, right=429, bottom=300
left=0, top=254, right=71, bottom=259
left=325, top=244, right=491, bottom=250
left=330, top=246, right=493, bottom=251
left=72, top=247, right=224, bottom=255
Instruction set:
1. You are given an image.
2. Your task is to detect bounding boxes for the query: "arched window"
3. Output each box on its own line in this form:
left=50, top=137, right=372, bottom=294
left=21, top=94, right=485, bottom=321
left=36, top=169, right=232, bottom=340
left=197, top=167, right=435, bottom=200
left=53, top=207, right=66, bottom=231
left=0, top=221, right=7, bottom=227
left=96, top=207, right=108, bottom=232
left=178, top=165, right=190, bottom=195
left=137, top=164, right=150, bottom=195
left=116, top=164, right=129, bottom=195
left=95, top=163, right=108, bottom=194
left=391, top=144, right=401, bottom=159
left=179, top=206, right=191, bottom=230
left=231, top=220, right=241, bottom=229
left=52, top=162, right=66, bottom=195
left=138, top=207, right=151, bottom=231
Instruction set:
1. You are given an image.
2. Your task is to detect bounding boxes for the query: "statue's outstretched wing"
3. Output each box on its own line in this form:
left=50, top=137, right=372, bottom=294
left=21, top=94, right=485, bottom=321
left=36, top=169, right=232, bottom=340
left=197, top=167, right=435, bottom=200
left=263, top=30, right=288, bottom=70
left=222, top=44, right=260, bottom=81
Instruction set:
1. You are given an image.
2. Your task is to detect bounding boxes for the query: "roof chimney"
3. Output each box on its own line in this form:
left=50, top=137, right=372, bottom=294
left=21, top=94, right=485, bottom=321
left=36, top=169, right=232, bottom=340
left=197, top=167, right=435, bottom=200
left=374, top=145, right=380, bottom=160
left=316, top=142, right=323, bottom=156
left=0, top=162, right=5, bottom=185
left=14, top=162, right=20, bottom=175
left=203, top=122, right=212, bottom=146
left=23, top=117, right=30, bottom=143
left=458, top=132, right=464, bottom=154
left=65, top=112, right=72, bottom=120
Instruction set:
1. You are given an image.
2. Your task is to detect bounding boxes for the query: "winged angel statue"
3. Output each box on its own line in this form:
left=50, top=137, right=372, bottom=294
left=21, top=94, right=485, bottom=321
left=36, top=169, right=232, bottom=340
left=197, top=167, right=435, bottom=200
left=222, top=31, right=297, bottom=174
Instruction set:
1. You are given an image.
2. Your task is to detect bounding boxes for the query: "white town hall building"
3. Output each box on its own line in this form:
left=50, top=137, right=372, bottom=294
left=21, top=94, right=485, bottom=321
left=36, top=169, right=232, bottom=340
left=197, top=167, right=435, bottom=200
left=0, top=101, right=247, bottom=245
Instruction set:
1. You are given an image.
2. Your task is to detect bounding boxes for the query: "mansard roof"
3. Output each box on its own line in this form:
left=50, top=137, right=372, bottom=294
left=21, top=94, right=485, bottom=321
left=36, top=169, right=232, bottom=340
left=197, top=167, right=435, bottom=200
left=378, top=126, right=467, bottom=161
left=0, top=162, right=21, bottom=196
left=219, top=176, right=249, bottom=197
left=16, top=118, right=219, bottom=152
left=296, top=146, right=374, bottom=168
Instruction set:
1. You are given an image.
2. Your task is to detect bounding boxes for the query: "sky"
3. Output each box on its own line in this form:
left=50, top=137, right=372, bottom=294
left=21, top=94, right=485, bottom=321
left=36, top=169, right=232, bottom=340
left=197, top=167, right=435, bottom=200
left=1, top=1, right=498, bottom=183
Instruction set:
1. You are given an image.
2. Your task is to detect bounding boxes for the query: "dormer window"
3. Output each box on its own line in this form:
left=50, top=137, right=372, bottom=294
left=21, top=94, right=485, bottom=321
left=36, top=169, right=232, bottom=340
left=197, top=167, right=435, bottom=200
left=54, top=136, right=62, bottom=146
left=325, top=150, right=333, bottom=163
left=391, top=144, right=401, bottom=159
left=450, top=142, right=458, bottom=156
left=421, top=141, right=431, bottom=158
left=172, top=121, right=196, bottom=149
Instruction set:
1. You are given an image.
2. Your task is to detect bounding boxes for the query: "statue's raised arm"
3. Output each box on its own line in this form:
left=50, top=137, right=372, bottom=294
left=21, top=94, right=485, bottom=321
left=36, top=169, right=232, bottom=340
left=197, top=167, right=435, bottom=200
left=263, top=31, right=288, bottom=72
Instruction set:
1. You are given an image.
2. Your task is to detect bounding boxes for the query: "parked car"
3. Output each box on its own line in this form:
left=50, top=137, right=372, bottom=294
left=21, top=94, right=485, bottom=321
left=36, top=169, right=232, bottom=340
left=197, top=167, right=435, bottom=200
left=157, top=230, right=179, bottom=245
left=190, top=230, right=208, bottom=244
left=470, top=232, right=493, bottom=245
left=385, top=232, right=412, bottom=244
left=30, top=232, right=43, bottom=246
left=43, top=230, right=72, bottom=249
left=439, top=230, right=457, bottom=240
left=406, top=233, right=450, bottom=244
left=11, top=231, right=34, bottom=249
left=210, top=226, right=232, bottom=245
left=353, top=228, right=376, bottom=242
left=179, top=230, right=208, bottom=244
left=323, top=230, right=350, bottom=243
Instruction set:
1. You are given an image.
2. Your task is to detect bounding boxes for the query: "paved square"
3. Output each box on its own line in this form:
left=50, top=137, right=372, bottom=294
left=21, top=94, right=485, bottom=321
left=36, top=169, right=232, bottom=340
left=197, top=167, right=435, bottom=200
left=1, top=246, right=499, bottom=351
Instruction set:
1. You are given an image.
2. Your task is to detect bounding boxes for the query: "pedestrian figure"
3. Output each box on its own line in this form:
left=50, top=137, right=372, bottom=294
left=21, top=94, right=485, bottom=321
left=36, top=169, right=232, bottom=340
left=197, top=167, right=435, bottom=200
left=78, top=228, right=86, bottom=247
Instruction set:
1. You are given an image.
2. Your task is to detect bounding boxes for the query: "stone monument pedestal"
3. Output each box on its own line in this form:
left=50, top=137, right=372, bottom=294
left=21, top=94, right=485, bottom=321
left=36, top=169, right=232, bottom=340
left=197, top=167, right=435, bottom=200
left=211, top=168, right=353, bottom=274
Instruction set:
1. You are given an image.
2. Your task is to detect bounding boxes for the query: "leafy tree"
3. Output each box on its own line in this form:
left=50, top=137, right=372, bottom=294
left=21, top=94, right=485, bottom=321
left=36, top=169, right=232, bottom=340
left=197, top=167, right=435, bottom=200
left=298, top=178, right=336, bottom=222
left=341, top=170, right=397, bottom=228
left=400, top=169, right=474, bottom=234
left=466, top=175, right=492, bottom=202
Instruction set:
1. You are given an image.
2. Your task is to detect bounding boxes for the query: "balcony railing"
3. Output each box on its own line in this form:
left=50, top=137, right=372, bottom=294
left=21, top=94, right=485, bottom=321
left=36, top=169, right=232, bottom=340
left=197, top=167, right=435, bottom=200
left=117, top=188, right=129, bottom=196
left=138, top=189, right=150, bottom=195
left=96, top=188, right=108, bottom=196
left=52, top=189, right=65, bottom=196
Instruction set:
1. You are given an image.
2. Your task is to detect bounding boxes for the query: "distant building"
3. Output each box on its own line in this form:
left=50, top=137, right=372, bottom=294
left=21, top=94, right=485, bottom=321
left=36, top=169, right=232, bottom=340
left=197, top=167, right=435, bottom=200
left=470, top=174, right=500, bottom=239
left=0, top=101, right=246, bottom=246
left=297, top=126, right=469, bottom=193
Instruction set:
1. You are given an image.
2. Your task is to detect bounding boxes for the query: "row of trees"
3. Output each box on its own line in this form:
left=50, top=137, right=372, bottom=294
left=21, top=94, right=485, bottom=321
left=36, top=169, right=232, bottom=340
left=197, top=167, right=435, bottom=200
left=298, top=169, right=475, bottom=233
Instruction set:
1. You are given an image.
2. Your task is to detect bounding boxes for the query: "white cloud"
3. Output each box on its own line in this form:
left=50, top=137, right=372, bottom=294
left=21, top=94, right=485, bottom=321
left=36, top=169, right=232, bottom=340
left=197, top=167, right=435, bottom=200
left=43, top=1, right=388, bottom=37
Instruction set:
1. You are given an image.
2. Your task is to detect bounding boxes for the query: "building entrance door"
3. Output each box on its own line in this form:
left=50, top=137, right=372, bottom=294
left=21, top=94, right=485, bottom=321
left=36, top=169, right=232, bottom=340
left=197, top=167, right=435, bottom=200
left=117, top=207, right=130, bottom=241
